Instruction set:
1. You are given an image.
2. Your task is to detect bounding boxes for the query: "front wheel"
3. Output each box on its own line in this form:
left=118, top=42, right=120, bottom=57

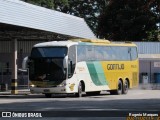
left=75, top=82, right=82, bottom=97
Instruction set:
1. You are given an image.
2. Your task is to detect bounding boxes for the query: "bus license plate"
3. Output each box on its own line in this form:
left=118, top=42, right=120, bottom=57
left=44, top=89, right=50, bottom=93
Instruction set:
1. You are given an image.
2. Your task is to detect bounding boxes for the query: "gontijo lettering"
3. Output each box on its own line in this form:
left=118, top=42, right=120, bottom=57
left=107, top=64, right=124, bottom=70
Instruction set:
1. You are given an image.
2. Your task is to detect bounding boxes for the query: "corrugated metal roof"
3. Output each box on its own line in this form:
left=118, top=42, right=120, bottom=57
left=134, top=42, right=160, bottom=54
left=114, top=42, right=160, bottom=54
left=0, top=0, right=96, bottom=39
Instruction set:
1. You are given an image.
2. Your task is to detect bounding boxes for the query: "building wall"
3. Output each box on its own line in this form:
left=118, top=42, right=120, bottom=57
left=139, top=60, right=160, bottom=83
left=0, top=40, right=44, bottom=88
left=0, top=40, right=45, bottom=68
left=135, top=42, right=160, bottom=84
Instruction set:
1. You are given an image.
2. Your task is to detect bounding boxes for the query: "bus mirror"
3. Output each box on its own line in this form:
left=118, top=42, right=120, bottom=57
left=22, top=56, right=29, bottom=70
left=63, top=56, right=68, bottom=68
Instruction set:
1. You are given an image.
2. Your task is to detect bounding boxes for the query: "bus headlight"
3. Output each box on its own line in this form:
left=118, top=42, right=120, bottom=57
left=30, top=84, right=35, bottom=87
left=57, top=83, right=66, bottom=87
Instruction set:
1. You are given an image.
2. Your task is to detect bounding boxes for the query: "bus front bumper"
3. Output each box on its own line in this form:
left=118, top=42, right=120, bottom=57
left=30, top=86, right=74, bottom=94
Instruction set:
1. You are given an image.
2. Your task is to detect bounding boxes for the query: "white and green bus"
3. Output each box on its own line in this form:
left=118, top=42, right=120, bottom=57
left=23, top=39, right=139, bottom=97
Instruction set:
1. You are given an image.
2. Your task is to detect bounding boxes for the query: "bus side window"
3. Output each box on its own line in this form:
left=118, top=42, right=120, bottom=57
left=109, top=46, right=116, bottom=60
left=118, top=47, right=130, bottom=61
left=130, top=47, right=138, bottom=60
left=103, top=47, right=110, bottom=60
left=95, top=46, right=104, bottom=61
left=68, top=45, right=76, bottom=77
left=77, top=45, right=86, bottom=62
left=86, top=45, right=95, bottom=61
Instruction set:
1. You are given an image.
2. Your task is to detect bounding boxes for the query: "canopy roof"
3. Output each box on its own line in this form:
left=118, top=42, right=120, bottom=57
left=0, top=0, right=96, bottom=40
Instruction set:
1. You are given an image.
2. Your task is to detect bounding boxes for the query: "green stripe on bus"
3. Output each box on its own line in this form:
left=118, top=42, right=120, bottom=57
left=87, top=62, right=108, bottom=86
left=94, top=62, right=108, bottom=85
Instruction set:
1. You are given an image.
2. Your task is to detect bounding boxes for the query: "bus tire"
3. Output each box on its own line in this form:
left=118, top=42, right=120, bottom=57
left=110, top=80, right=123, bottom=95
left=86, top=91, right=101, bottom=96
left=117, top=80, right=123, bottom=95
left=75, top=82, right=82, bottom=97
left=45, top=93, right=52, bottom=98
left=123, top=80, right=129, bottom=94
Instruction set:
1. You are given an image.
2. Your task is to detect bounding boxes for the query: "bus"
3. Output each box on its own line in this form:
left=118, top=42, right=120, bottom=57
left=22, top=39, right=139, bottom=97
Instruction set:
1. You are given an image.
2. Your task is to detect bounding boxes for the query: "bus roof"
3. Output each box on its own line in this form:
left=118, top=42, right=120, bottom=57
left=33, top=39, right=137, bottom=48
left=71, top=39, right=110, bottom=43
left=33, top=41, right=78, bottom=47
left=71, top=39, right=137, bottom=47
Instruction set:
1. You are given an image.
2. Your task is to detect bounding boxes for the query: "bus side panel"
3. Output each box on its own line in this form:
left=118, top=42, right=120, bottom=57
left=101, top=60, right=139, bottom=90
left=130, top=59, right=139, bottom=88
left=75, top=62, right=110, bottom=92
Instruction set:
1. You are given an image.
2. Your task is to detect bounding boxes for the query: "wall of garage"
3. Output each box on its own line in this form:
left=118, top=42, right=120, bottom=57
left=139, top=60, right=160, bottom=83
left=0, top=40, right=46, bottom=88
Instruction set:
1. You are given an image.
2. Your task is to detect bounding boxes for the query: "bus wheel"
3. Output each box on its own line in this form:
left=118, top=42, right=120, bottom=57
left=123, top=80, right=129, bottom=94
left=117, top=80, right=123, bottom=95
left=110, top=80, right=123, bottom=95
left=75, top=82, right=82, bottom=97
left=45, top=93, right=52, bottom=98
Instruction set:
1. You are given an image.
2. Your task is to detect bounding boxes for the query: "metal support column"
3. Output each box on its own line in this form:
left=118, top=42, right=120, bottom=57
left=11, top=39, right=18, bottom=94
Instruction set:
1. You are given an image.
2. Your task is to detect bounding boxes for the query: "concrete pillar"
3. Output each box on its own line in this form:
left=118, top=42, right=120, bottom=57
left=11, top=39, right=18, bottom=94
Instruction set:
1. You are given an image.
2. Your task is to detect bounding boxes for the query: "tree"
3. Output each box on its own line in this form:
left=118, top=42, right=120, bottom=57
left=97, top=0, right=160, bottom=41
left=60, top=0, right=106, bottom=34
left=22, top=0, right=68, bottom=9
left=58, top=0, right=109, bottom=35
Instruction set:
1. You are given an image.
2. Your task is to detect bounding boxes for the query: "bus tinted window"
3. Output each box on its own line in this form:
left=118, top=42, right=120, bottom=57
left=131, top=47, right=138, bottom=60
left=77, top=45, right=137, bottom=61
left=117, top=47, right=130, bottom=61
left=95, top=46, right=104, bottom=60
left=77, top=46, right=87, bottom=62
left=31, top=47, right=67, bottom=58
left=86, top=46, right=95, bottom=61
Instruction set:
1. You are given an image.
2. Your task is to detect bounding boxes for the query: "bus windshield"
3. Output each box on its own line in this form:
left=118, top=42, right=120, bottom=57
left=29, top=47, right=67, bottom=85
left=31, top=47, right=67, bottom=58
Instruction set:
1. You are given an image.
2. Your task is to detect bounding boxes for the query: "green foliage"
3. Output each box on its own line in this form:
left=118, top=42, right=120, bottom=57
left=55, top=0, right=106, bottom=34
left=146, top=30, right=160, bottom=41
left=97, top=0, right=160, bottom=41
left=61, top=0, right=106, bottom=34
left=22, top=0, right=68, bottom=9
left=22, top=0, right=160, bottom=41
